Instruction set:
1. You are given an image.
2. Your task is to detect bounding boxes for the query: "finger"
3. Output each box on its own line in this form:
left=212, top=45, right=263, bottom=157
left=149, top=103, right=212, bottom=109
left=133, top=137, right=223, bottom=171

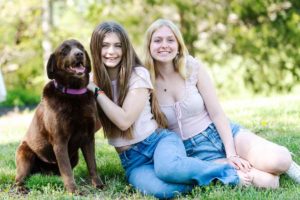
left=241, top=158, right=252, bottom=168
left=236, top=158, right=251, bottom=171
left=236, top=161, right=248, bottom=172
left=246, top=161, right=252, bottom=169
left=229, top=160, right=240, bottom=170
left=241, top=160, right=252, bottom=171
left=244, top=163, right=251, bottom=171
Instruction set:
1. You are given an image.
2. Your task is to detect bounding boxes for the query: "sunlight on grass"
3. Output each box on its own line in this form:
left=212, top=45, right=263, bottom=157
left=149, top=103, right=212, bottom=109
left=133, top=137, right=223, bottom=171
left=0, top=94, right=300, bottom=199
left=0, top=111, right=34, bottom=144
left=223, top=94, right=300, bottom=133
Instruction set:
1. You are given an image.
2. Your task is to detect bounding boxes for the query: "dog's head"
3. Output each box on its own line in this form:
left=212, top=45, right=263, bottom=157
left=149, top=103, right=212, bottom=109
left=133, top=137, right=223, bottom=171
left=47, top=39, right=91, bottom=80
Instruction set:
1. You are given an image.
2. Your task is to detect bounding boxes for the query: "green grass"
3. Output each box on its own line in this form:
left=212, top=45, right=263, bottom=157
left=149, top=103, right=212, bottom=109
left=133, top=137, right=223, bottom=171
left=0, top=94, right=299, bottom=199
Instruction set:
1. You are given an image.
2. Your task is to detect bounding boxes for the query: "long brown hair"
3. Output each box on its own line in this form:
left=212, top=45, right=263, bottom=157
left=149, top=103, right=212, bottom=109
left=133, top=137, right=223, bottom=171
left=90, top=21, right=167, bottom=139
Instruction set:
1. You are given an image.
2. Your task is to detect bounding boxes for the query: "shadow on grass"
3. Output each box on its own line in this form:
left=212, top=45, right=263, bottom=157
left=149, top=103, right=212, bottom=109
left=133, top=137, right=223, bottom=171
left=0, top=140, right=126, bottom=194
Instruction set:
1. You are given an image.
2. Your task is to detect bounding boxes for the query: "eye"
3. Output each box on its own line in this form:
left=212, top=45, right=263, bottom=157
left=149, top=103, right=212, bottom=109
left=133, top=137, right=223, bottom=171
left=61, top=46, right=70, bottom=56
left=115, top=43, right=122, bottom=48
left=77, top=44, right=84, bottom=50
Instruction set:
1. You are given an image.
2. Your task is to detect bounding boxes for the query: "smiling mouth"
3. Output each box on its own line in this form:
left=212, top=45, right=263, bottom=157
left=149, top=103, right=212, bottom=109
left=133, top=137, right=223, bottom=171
left=158, top=51, right=171, bottom=53
left=106, top=57, right=119, bottom=61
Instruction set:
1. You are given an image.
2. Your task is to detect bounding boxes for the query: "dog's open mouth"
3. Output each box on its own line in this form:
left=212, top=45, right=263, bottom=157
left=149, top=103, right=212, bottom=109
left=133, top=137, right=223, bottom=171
left=68, top=62, right=86, bottom=74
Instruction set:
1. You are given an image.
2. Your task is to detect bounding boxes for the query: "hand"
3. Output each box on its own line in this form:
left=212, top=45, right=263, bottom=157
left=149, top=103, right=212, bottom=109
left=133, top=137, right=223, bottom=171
left=227, top=155, right=252, bottom=172
left=87, top=82, right=98, bottom=92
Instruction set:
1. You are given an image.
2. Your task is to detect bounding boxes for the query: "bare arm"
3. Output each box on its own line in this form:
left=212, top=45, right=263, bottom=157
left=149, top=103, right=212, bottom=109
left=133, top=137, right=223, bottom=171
left=88, top=82, right=148, bottom=131
left=195, top=60, right=251, bottom=171
left=195, top=64, right=236, bottom=156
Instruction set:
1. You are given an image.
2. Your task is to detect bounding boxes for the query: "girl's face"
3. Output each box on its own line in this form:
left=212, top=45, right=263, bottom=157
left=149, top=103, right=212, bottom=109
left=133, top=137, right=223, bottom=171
left=101, top=32, right=123, bottom=68
left=150, top=26, right=179, bottom=64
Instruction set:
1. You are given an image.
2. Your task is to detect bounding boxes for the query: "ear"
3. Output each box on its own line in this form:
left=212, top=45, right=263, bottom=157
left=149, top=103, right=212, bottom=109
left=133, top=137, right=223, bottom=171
left=85, top=50, right=91, bottom=73
left=46, top=53, right=56, bottom=79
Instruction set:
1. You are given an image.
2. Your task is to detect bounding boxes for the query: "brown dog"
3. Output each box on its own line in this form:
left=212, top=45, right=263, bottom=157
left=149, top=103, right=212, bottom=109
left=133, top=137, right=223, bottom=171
left=14, top=39, right=104, bottom=193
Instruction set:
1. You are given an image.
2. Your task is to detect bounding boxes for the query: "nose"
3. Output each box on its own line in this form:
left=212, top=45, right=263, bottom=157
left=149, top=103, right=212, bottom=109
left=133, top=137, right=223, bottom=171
left=161, top=40, right=168, bottom=48
left=75, top=51, right=83, bottom=58
left=107, top=46, right=115, bottom=53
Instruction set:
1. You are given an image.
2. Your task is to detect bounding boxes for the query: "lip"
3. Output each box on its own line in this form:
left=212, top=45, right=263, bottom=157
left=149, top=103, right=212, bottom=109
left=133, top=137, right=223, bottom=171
left=104, top=56, right=119, bottom=59
left=157, top=52, right=172, bottom=56
left=105, top=57, right=119, bottom=60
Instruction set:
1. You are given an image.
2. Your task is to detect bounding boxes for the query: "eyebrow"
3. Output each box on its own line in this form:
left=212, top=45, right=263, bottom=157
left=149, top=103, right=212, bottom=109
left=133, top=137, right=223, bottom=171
left=102, top=42, right=122, bottom=45
left=153, top=35, right=176, bottom=39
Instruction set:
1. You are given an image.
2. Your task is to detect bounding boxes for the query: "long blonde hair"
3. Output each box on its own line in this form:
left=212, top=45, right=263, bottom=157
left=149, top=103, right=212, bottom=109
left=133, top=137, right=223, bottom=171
left=90, top=21, right=167, bottom=139
left=144, top=19, right=189, bottom=84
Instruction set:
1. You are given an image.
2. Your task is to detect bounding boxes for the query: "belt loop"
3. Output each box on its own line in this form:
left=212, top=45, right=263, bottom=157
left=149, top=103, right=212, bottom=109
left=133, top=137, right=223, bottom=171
left=190, top=137, right=197, bottom=147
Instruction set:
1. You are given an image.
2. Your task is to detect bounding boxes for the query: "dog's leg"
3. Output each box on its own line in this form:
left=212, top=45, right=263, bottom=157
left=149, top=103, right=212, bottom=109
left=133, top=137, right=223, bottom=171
left=15, top=141, right=36, bottom=194
left=53, top=142, right=77, bottom=193
left=81, top=138, right=104, bottom=189
left=70, top=152, right=79, bottom=169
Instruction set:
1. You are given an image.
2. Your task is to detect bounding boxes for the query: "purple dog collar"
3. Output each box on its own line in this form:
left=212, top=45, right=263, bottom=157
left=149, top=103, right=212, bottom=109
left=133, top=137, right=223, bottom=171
left=53, top=80, right=87, bottom=95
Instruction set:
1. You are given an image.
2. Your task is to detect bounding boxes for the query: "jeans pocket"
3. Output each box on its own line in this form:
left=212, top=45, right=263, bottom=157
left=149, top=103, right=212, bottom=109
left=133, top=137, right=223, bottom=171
left=184, top=134, right=207, bottom=156
left=119, top=151, right=130, bottom=170
left=203, top=126, right=224, bottom=153
left=119, top=148, right=139, bottom=170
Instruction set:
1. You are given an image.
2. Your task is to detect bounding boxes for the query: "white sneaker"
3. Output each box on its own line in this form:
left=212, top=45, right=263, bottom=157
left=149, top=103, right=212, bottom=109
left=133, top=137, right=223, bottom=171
left=286, top=161, right=300, bottom=184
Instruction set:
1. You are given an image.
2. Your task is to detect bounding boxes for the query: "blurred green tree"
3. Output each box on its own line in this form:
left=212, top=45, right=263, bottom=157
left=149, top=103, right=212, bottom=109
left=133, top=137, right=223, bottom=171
left=0, top=0, right=44, bottom=106
left=1, top=0, right=299, bottom=106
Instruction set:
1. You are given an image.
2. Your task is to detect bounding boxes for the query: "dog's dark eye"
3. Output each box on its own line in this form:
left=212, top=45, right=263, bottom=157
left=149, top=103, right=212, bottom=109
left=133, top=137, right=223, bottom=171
left=76, top=44, right=84, bottom=50
left=61, top=47, right=70, bottom=56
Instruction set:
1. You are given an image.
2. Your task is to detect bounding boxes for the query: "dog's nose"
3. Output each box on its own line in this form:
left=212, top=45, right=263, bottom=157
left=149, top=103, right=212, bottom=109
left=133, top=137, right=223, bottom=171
left=75, top=52, right=84, bottom=58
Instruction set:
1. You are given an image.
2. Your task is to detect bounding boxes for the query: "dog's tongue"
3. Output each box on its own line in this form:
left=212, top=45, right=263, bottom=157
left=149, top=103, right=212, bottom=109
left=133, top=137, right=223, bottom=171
left=71, top=65, right=85, bottom=73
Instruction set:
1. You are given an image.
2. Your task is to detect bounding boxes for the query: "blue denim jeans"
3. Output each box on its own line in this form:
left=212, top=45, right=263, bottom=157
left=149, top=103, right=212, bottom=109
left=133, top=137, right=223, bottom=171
left=119, top=128, right=239, bottom=199
left=184, top=123, right=240, bottom=161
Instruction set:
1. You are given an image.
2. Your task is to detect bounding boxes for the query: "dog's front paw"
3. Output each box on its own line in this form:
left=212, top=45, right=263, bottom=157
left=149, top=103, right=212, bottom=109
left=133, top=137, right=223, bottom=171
left=92, top=177, right=105, bottom=190
left=65, top=183, right=77, bottom=194
left=11, top=183, right=30, bottom=195
left=67, top=189, right=85, bottom=196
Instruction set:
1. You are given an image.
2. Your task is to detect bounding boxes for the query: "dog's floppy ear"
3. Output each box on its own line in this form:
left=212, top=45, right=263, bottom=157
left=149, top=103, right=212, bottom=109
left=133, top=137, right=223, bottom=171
left=85, top=50, right=91, bottom=73
left=46, top=53, right=56, bottom=79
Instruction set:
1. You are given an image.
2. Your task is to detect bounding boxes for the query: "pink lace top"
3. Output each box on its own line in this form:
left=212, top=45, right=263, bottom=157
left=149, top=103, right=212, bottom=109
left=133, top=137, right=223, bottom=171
left=160, top=56, right=212, bottom=140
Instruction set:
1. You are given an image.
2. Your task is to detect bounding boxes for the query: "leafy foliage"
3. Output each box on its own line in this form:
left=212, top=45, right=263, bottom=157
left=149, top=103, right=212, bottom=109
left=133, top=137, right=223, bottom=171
left=1, top=0, right=300, bottom=106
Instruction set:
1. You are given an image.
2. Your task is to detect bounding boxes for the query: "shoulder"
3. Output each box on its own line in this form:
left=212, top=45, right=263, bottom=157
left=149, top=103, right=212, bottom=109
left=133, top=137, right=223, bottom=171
left=132, top=66, right=151, bottom=79
left=129, top=66, right=153, bottom=90
left=186, top=55, right=203, bottom=71
left=185, top=55, right=204, bottom=81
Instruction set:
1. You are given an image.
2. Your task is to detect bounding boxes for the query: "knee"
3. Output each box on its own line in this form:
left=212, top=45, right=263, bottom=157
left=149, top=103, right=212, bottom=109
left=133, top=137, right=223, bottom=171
left=155, top=157, right=187, bottom=183
left=155, top=163, right=176, bottom=182
left=269, top=146, right=292, bottom=174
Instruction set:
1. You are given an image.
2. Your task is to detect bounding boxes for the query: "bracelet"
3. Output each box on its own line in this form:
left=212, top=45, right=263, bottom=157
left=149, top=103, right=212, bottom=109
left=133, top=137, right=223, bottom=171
left=94, top=87, right=104, bottom=98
